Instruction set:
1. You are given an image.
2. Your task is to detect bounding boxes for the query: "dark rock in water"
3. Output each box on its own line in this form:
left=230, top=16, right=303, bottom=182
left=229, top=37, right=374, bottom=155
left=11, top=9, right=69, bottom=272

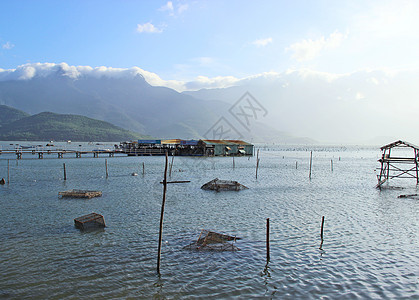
left=201, top=178, right=248, bottom=191
left=0, top=178, right=5, bottom=185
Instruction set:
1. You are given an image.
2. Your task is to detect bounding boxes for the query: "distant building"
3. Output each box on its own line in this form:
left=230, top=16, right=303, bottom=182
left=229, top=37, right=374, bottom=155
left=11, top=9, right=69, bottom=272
left=199, top=140, right=254, bottom=156
left=119, top=139, right=253, bottom=156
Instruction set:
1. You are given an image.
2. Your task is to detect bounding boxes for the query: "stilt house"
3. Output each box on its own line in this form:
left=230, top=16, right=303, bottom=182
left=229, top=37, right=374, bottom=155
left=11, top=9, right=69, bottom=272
left=376, top=140, right=419, bottom=188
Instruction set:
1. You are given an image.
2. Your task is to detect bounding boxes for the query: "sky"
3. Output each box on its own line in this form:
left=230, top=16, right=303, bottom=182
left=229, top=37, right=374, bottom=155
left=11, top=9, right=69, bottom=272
left=1, top=0, right=419, bottom=143
left=1, top=0, right=419, bottom=82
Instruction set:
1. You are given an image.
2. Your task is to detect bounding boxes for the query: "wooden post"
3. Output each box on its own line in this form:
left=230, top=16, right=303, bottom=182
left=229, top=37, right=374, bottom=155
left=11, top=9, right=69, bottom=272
left=415, top=149, right=419, bottom=184
left=266, top=218, right=270, bottom=262
left=63, top=163, right=67, bottom=181
left=296, top=161, right=298, bottom=169
left=7, top=159, right=10, bottom=184
left=320, top=216, right=325, bottom=240
left=142, top=162, right=145, bottom=175
left=256, top=149, right=260, bottom=179
left=309, top=151, right=313, bottom=180
left=331, top=159, right=333, bottom=172
left=233, top=156, right=235, bottom=169
left=157, top=151, right=169, bottom=274
left=105, top=159, right=108, bottom=178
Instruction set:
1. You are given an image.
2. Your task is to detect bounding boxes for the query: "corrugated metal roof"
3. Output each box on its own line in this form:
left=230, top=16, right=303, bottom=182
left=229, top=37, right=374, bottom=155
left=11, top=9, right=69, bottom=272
left=225, top=140, right=253, bottom=145
left=201, top=140, right=253, bottom=146
left=380, top=140, right=419, bottom=150
left=161, top=139, right=182, bottom=144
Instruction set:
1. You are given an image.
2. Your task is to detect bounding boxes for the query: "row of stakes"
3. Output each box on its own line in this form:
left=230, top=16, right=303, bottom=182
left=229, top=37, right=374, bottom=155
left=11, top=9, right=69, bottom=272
left=2, top=149, right=340, bottom=184
left=156, top=151, right=327, bottom=274
left=1, top=153, right=327, bottom=274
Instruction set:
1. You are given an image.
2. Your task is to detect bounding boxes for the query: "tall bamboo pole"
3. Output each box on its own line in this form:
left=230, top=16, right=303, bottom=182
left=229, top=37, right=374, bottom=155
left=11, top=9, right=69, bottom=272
left=157, top=151, right=169, bottom=274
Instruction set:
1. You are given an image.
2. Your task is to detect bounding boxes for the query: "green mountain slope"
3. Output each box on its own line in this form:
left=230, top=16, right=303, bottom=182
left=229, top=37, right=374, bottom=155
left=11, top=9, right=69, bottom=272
left=0, top=111, right=147, bottom=142
left=0, top=105, right=30, bottom=126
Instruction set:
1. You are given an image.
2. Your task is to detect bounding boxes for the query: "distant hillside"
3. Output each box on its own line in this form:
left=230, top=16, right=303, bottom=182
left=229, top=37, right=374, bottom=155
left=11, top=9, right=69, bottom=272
left=0, top=67, right=224, bottom=138
left=0, top=111, right=147, bottom=142
left=0, top=105, right=30, bottom=126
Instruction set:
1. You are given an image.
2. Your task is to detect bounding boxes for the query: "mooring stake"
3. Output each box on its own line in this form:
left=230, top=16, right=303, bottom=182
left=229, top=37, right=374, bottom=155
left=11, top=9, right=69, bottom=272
left=7, top=159, right=10, bottom=184
left=309, top=151, right=313, bottom=180
left=157, top=151, right=169, bottom=274
left=256, top=149, right=260, bottom=179
left=320, top=216, right=325, bottom=249
left=266, top=218, right=270, bottom=262
left=105, top=159, right=108, bottom=178
left=63, top=163, right=67, bottom=181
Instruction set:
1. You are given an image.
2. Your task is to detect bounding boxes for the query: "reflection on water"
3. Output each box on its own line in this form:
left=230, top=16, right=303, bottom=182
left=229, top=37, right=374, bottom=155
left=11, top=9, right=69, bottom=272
left=0, top=142, right=418, bottom=298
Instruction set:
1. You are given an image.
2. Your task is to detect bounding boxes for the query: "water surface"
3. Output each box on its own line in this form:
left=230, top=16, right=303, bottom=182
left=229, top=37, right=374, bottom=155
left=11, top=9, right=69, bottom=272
left=0, top=142, right=418, bottom=299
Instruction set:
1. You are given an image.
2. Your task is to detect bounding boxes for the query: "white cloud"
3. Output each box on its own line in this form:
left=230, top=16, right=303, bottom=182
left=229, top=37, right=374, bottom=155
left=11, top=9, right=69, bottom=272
left=136, top=22, right=162, bottom=33
left=286, top=31, right=346, bottom=62
left=159, top=1, right=174, bottom=13
left=252, top=37, right=273, bottom=47
left=177, top=4, right=188, bottom=14
left=159, top=1, right=188, bottom=16
left=2, top=41, right=14, bottom=49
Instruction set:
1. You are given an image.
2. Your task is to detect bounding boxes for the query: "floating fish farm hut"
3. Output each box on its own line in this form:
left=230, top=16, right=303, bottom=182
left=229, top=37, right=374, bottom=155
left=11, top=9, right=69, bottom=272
left=376, top=140, right=419, bottom=188
left=119, top=139, right=253, bottom=156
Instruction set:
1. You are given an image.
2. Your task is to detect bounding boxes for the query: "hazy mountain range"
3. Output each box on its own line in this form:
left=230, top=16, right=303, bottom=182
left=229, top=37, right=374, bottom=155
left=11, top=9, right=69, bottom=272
left=0, top=64, right=314, bottom=144
left=1, top=63, right=416, bottom=144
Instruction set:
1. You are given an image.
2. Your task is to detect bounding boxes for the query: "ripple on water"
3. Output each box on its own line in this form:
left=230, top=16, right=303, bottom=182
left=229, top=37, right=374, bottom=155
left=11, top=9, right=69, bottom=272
left=0, top=147, right=418, bottom=298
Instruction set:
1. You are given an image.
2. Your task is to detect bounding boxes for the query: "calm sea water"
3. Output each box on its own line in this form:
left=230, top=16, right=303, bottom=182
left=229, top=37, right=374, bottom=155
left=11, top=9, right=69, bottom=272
left=0, top=142, right=418, bottom=299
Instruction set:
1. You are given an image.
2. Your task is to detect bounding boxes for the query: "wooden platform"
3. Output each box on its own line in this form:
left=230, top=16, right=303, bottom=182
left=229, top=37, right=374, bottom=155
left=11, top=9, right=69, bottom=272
left=74, top=213, right=105, bottom=230
left=59, top=189, right=102, bottom=199
left=201, top=178, right=248, bottom=191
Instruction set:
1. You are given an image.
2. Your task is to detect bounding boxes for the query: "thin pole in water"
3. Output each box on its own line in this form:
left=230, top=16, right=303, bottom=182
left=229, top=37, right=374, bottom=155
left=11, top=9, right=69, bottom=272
left=331, top=159, right=333, bottom=172
left=233, top=156, right=235, bottom=169
left=157, top=151, right=169, bottom=274
left=105, top=159, right=108, bottom=178
left=266, top=218, right=270, bottom=262
left=7, top=159, right=10, bottom=184
left=142, top=162, right=145, bottom=175
left=256, top=149, right=260, bottom=179
left=320, top=216, right=325, bottom=240
left=309, top=151, right=313, bottom=180
left=63, top=163, right=67, bottom=181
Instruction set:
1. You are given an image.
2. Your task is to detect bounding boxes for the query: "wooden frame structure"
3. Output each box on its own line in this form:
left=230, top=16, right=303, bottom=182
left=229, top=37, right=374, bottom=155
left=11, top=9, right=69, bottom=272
left=376, top=140, right=419, bottom=188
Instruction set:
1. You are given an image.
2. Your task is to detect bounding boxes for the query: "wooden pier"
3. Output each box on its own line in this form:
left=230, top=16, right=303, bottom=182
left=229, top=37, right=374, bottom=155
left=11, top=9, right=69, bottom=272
left=0, top=139, right=254, bottom=159
left=0, top=149, right=119, bottom=159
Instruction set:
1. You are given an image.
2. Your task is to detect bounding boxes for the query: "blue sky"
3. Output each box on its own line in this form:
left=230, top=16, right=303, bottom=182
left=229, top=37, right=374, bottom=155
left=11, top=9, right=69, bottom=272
left=1, top=0, right=418, bottom=81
